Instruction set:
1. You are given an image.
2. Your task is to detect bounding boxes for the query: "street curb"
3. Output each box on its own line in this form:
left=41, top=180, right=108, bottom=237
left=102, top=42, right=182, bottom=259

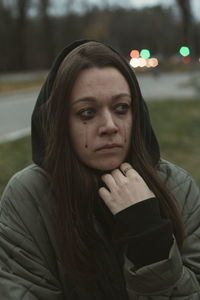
left=0, top=128, right=30, bottom=143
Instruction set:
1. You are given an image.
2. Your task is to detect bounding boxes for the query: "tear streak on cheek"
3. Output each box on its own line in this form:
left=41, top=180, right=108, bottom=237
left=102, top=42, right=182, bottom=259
left=83, top=121, right=88, bottom=148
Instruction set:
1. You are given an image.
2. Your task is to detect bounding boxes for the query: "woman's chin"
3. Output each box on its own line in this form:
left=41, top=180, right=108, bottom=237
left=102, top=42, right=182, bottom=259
left=92, top=160, right=122, bottom=172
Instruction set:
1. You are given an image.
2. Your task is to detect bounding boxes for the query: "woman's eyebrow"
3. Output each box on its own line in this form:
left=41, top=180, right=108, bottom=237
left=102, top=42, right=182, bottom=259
left=72, top=93, right=131, bottom=106
left=111, top=93, right=131, bottom=100
left=72, top=97, right=95, bottom=106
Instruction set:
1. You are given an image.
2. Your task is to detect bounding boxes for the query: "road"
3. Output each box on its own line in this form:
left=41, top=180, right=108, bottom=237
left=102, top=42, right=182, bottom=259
left=0, top=71, right=199, bottom=143
left=0, top=89, right=39, bottom=142
left=137, top=71, right=198, bottom=99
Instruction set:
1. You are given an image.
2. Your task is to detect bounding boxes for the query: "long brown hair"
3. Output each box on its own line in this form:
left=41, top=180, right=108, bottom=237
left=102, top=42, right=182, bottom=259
left=43, top=41, right=185, bottom=281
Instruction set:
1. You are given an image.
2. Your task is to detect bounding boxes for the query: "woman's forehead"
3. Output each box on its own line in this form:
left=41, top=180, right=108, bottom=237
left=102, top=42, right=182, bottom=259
left=70, top=67, right=131, bottom=103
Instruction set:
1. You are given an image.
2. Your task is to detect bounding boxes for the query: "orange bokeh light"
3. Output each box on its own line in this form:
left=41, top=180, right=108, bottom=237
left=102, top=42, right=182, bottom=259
left=130, top=49, right=140, bottom=58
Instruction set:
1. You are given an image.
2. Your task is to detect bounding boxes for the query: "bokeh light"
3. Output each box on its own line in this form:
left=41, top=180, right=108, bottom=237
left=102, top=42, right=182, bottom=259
left=179, top=46, right=190, bottom=57
left=130, top=58, right=140, bottom=68
left=149, top=58, right=158, bottom=67
left=129, top=48, right=159, bottom=69
left=138, top=58, right=146, bottom=67
left=129, top=57, right=159, bottom=69
left=130, top=49, right=140, bottom=58
left=182, top=55, right=191, bottom=64
left=140, top=49, right=150, bottom=59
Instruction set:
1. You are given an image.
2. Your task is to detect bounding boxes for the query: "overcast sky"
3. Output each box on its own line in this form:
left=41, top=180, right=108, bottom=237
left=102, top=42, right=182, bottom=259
left=123, top=0, right=199, bottom=21
left=50, top=0, right=200, bottom=21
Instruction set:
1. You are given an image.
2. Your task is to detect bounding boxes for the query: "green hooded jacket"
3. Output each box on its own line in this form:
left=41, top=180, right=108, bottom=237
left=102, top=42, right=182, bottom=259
left=0, top=40, right=200, bottom=299
left=0, top=159, right=200, bottom=299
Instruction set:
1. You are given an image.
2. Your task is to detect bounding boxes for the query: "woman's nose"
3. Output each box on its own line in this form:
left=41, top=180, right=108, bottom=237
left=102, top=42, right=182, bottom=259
left=98, top=111, right=118, bottom=135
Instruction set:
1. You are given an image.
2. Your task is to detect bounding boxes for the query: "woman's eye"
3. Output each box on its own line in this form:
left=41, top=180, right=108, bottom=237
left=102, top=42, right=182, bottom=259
left=78, top=108, right=95, bottom=120
left=115, top=103, right=130, bottom=114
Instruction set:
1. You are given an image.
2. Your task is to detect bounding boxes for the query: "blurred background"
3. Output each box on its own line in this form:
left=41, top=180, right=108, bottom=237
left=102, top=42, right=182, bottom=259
left=0, top=0, right=200, bottom=71
left=0, top=0, right=200, bottom=195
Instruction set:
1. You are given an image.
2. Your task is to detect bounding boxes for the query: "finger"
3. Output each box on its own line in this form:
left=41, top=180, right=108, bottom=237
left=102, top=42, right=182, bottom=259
left=99, top=187, right=119, bottom=214
left=98, top=187, right=112, bottom=204
left=120, top=162, right=136, bottom=177
left=101, top=173, right=117, bottom=192
left=120, top=163, right=149, bottom=187
left=111, top=168, right=126, bottom=185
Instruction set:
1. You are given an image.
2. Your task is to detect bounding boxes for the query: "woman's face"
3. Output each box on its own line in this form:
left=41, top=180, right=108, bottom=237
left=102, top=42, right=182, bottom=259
left=69, top=67, right=133, bottom=171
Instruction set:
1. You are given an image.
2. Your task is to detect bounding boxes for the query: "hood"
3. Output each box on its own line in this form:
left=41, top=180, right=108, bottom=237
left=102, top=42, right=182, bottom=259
left=31, top=39, right=160, bottom=167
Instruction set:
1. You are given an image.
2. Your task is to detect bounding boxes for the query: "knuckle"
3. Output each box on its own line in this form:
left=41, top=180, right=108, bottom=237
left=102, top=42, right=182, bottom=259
left=123, top=178, right=130, bottom=185
left=118, top=181, right=125, bottom=189
left=101, top=174, right=109, bottom=180
left=130, top=172, right=139, bottom=180
left=111, top=169, right=117, bottom=175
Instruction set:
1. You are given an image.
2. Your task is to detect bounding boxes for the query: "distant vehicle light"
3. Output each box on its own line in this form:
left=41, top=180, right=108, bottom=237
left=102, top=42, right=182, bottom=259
left=130, top=58, right=140, bottom=68
left=140, top=49, right=150, bottom=59
left=130, top=49, right=140, bottom=58
left=129, top=58, right=159, bottom=69
left=139, top=58, right=146, bottom=67
left=179, top=46, right=190, bottom=57
left=149, top=58, right=158, bottom=67
left=182, top=55, right=191, bottom=64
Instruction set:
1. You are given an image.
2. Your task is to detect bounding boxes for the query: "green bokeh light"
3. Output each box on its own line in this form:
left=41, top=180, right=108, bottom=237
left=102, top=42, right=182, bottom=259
left=179, top=46, right=190, bottom=57
left=140, top=49, right=150, bottom=59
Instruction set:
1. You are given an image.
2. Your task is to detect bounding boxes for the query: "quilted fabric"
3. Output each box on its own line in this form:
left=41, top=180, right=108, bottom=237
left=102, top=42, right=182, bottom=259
left=0, top=159, right=200, bottom=299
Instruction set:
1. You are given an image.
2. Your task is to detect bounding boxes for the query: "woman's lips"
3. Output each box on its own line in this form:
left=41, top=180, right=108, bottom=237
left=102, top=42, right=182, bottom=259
left=96, top=144, right=122, bottom=153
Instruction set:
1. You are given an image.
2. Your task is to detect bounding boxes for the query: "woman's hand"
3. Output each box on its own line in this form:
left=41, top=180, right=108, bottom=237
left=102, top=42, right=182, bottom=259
left=98, top=162, right=155, bottom=215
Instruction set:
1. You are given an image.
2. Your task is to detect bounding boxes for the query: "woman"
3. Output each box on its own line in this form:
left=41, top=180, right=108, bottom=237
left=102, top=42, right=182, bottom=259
left=0, top=40, right=200, bottom=299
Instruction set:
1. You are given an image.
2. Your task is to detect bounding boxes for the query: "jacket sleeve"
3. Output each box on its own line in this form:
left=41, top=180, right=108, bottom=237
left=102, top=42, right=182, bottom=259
left=123, top=171, right=200, bottom=299
left=0, top=174, right=63, bottom=300
left=114, top=197, right=174, bottom=269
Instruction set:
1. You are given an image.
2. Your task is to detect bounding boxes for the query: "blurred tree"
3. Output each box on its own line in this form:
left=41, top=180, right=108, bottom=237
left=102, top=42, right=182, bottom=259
left=0, top=1, right=15, bottom=71
left=175, top=0, right=196, bottom=58
left=38, top=0, right=55, bottom=68
left=109, top=6, right=178, bottom=59
left=56, top=13, right=83, bottom=50
left=14, top=0, right=31, bottom=69
left=176, top=0, right=191, bottom=44
left=0, top=2, right=192, bottom=71
left=83, top=8, right=110, bottom=41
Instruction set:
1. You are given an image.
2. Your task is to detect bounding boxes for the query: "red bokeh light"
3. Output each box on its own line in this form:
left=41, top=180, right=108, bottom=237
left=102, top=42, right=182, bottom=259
left=182, top=55, right=190, bottom=64
left=130, top=49, right=140, bottom=58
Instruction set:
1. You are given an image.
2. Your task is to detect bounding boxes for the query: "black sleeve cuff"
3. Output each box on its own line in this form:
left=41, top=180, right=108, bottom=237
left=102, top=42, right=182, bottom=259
left=113, top=198, right=174, bottom=268
left=114, top=197, right=162, bottom=236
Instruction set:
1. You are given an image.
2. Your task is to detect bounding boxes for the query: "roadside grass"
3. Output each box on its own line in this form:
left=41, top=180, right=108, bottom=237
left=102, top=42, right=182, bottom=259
left=0, top=78, right=45, bottom=93
left=0, top=98, right=200, bottom=197
left=0, top=136, right=32, bottom=196
left=148, top=99, right=200, bottom=185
